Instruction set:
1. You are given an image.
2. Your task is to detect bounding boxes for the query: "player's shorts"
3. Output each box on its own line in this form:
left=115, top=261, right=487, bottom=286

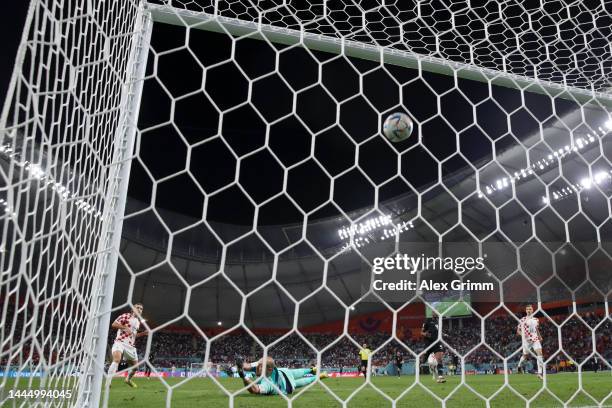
left=522, top=340, right=542, bottom=354
left=360, top=360, right=368, bottom=370
left=396, top=362, right=403, bottom=370
left=112, top=341, right=138, bottom=362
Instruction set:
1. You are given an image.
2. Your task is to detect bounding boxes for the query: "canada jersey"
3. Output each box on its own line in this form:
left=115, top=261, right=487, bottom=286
left=422, top=318, right=439, bottom=343
left=113, top=313, right=140, bottom=346
left=518, top=316, right=539, bottom=343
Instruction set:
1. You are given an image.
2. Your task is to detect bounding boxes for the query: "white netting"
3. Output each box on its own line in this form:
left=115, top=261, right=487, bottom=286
left=1, top=1, right=612, bottom=408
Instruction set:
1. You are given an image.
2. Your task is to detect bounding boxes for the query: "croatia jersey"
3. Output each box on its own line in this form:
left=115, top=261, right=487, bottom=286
left=518, top=316, right=539, bottom=343
left=113, top=313, right=140, bottom=346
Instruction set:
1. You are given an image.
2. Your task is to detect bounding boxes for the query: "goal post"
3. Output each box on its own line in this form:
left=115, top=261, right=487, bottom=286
left=80, top=4, right=153, bottom=407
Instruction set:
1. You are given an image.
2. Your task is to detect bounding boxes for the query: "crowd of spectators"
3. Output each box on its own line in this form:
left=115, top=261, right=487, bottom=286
left=440, top=312, right=612, bottom=369
left=123, top=312, right=611, bottom=372
left=1, top=302, right=79, bottom=367
left=3, top=301, right=610, bottom=375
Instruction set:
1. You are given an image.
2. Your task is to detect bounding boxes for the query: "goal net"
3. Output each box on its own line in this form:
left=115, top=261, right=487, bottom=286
left=0, top=1, right=149, bottom=406
left=1, top=0, right=611, bottom=407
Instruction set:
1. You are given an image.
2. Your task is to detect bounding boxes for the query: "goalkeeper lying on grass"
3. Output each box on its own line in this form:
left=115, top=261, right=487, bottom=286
left=235, top=356, right=329, bottom=395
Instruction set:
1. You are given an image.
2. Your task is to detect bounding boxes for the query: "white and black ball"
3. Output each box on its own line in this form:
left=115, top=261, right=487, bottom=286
left=383, top=112, right=414, bottom=143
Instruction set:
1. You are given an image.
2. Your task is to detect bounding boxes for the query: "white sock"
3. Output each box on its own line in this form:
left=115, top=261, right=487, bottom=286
left=518, top=355, right=526, bottom=368
left=107, top=362, right=118, bottom=384
left=536, top=355, right=544, bottom=375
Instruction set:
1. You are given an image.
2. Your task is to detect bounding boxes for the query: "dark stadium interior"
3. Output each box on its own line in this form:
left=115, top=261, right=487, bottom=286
left=132, top=24, right=586, bottom=224
left=107, top=21, right=612, bottom=334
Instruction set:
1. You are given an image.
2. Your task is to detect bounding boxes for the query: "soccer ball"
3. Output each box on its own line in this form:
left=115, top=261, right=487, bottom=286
left=383, top=112, right=413, bottom=142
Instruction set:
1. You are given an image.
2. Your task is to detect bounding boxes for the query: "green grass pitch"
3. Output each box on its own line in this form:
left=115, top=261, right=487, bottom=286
left=4, top=373, right=611, bottom=407
left=102, top=372, right=610, bottom=407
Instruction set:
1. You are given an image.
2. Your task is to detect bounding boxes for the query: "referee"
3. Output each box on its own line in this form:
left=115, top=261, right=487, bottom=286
left=358, top=343, right=372, bottom=381
left=394, top=350, right=403, bottom=378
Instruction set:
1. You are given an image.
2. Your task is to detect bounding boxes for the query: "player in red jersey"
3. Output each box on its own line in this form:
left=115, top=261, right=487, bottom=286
left=106, top=303, right=148, bottom=388
left=516, top=304, right=544, bottom=380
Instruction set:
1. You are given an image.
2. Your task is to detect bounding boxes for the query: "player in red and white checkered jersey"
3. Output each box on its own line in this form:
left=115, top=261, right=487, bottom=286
left=516, top=304, right=544, bottom=379
left=114, top=312, right=139, bottom=346
left=106, top=303, right=148, bottom=389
